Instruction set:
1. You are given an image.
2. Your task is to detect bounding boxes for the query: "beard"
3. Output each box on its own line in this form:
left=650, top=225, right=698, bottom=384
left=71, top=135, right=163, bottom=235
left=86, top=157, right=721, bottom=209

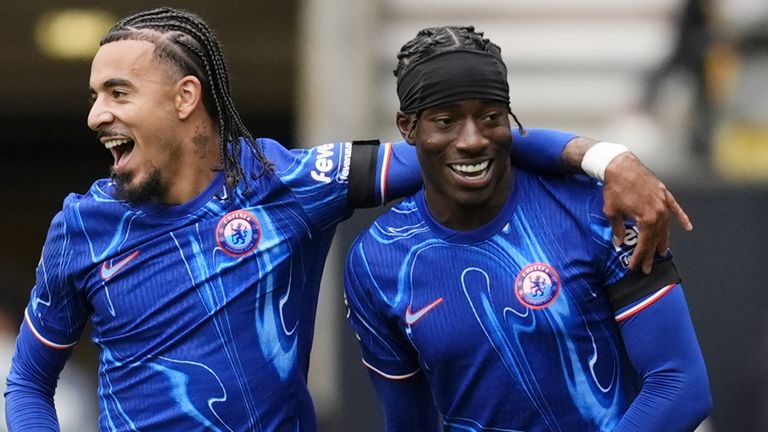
left=111, top=168, right=165, bottom=205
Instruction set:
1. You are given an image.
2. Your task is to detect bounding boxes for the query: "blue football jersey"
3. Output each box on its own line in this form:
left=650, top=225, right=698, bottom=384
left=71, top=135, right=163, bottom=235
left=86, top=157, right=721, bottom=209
left=345, top=170, right=654, bottom=432
left=9, top=128, right=582, bottom=431
left=24, top=139, right=370, bottom=431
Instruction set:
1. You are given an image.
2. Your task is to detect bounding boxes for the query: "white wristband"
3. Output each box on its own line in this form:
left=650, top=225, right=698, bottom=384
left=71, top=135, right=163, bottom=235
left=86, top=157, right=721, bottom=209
left=581, top=142, right=629, bottom=181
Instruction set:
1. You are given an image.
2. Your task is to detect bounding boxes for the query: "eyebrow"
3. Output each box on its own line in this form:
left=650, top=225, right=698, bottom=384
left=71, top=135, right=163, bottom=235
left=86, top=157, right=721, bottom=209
left=89, top=78, right=134, bottom=93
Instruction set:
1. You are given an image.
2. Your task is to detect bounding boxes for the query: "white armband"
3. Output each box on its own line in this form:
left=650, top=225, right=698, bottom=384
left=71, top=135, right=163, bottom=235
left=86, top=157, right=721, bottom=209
left=581, top=142, right=629, bottom=181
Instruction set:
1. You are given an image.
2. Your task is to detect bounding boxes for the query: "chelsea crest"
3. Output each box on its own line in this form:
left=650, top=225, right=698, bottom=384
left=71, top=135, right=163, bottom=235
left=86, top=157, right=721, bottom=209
left=514, top=262, right=560, bottom=309
left=216, top=210, right=261, bottom=256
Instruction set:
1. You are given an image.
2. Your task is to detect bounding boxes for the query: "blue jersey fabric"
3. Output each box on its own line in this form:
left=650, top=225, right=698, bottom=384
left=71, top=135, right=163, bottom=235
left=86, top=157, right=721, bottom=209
left=4, top=128, right=577, bottom=431
left=344, top=169, right=708, bottom=431
left=16, top=139, right=359, bottom=431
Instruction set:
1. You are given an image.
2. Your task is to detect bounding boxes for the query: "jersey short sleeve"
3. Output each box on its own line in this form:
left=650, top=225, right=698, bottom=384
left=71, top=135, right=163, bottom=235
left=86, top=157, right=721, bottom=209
left=585, top=182, right=682, bottom=320
left=344, top=241, right=421, bottom=379
left=264, top=140, right=357, bottom=230
left=25, top=203, right=92, bottom=349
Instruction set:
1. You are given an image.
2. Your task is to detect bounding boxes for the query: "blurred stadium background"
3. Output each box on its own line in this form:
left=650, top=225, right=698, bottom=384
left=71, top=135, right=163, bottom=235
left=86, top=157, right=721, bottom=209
left=1, top=0, right=767, bottom=430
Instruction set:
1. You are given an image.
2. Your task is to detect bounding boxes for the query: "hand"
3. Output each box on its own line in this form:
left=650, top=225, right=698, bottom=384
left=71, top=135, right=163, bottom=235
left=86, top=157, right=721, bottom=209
left=602, top=153, right=693, bottom=274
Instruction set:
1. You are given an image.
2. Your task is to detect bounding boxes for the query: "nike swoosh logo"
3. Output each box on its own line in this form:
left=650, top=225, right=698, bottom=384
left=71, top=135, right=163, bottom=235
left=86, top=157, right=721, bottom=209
left=100, top=250, right=140, bottom=280
left=404, top=297, right=444, bottom=325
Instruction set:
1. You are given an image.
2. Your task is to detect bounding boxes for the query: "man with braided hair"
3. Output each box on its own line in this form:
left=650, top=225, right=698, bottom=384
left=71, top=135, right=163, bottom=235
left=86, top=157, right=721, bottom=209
left=5, top=8, right=690, bottom=431
left=344, top=25, right=711, bottom=431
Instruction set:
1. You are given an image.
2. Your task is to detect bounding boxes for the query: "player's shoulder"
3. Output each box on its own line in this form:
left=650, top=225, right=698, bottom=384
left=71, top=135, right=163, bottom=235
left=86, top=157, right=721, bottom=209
left=262, top=139, right=355, bottom=187
left=55, top=178, right=135, bottom=228
left=350, top=196, right=424, bottom=252
left=58, top=178, right=115, bottom=213
left=256, top=137, right=291, bottom=164
left=371, top=195, right=424, bottom=234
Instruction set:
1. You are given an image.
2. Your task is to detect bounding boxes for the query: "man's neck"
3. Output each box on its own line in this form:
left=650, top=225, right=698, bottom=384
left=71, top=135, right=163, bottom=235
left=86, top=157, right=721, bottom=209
left=161, top=121, right=222, bottom=205
left=424, top=170, right=514, bottom=232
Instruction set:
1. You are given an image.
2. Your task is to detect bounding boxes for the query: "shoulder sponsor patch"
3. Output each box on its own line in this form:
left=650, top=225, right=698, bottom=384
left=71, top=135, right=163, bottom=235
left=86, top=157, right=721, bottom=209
left=310, top=142, right=353, bottom=184
left=311, top=143, right=336, bottom=183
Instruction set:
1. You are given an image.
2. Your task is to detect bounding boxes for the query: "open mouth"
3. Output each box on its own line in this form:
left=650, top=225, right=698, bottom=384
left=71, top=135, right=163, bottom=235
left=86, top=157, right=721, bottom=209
left=104, top=138, right=135, bottom=169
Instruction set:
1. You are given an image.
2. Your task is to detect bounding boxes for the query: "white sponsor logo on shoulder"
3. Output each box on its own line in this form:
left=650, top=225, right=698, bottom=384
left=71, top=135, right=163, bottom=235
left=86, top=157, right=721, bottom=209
left=335, top=142, right=352, bottom=183
left=311, top=143, right=335, bottom=183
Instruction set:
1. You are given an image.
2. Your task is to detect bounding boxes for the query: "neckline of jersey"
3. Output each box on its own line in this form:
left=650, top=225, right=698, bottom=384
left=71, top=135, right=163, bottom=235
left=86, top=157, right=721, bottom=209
left=133, top=171, right=227, bottom=219
left=415, top=170, right=523, bottom=245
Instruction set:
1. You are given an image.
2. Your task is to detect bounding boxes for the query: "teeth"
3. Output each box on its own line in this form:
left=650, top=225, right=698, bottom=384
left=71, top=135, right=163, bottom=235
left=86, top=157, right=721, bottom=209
left=451, top=160, right=489, bottom=174
left=104, top=139, right=130, bottom=149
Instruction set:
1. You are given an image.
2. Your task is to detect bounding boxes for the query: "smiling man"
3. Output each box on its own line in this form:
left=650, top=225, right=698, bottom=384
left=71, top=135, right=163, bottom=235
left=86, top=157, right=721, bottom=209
left=344, top=25, right=712, bottom=432
left=89, top=39, right=219, bottom=204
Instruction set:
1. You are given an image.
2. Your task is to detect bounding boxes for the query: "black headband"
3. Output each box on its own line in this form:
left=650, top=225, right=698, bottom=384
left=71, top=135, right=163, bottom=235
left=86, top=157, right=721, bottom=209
left=396, top=50, right=510, bottom=114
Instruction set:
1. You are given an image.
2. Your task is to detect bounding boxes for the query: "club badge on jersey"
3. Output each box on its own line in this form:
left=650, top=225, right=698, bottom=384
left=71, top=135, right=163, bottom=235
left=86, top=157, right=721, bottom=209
left=514, top=262, right=561, bottom=309
left=216, top=209, right=262, bottom=256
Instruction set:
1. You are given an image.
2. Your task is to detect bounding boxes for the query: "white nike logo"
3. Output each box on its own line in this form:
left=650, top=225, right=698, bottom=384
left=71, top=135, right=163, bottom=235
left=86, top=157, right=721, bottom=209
left=100, top=250, right=140, bottom=280
left=404, top=297, right=444, bottom=325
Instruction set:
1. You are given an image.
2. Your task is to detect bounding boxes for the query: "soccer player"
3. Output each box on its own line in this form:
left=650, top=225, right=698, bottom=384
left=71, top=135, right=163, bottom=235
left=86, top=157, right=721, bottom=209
left=5, top=8, right=691, bottom=431
left=344, top=26, right=712, bottom=431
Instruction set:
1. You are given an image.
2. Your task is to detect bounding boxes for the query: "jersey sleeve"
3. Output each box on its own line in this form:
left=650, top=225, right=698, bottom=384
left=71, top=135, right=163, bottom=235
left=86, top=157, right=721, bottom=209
left=585, top=182, right=681, bottom=320
left=344, top=240, right=422, bottom=379
left=5, top=320, right=72, bottom=431
left=24, top=208, right=91, bottom=349
left=6, top=205, right=90, bottom=431
left=509, top=128, right=576, bottom=174
left=270, top=140, right=357, bottom=230
left=586, top=184, right=712, bottom=430
left=613, top=284, right=713, bottom=431
left=367, top=370, right=441, bottom=432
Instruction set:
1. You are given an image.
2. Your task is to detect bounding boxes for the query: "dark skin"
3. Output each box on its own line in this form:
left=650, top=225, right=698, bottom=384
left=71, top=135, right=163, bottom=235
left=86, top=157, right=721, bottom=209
left=397, top=100, right=515, bottom=230
left=398, top=106, right=693, bottom=273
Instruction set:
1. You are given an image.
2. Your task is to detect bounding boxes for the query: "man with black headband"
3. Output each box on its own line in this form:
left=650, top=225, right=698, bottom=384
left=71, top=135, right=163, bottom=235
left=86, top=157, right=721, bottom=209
left=5, top=7, right=694, bottom=431
left=344, top=25, right=712, bottom=431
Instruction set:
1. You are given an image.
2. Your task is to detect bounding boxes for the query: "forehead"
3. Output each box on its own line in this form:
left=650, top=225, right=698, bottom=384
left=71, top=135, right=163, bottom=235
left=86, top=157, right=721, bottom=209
left=89, top=39, right=165, bottom=87
left=423, top=99, right=507, bottom=114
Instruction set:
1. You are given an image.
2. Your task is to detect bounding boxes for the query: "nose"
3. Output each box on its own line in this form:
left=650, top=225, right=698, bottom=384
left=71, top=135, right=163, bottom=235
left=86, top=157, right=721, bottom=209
left=455, top=119, right=488, bottom=152
left=87, top=97, right=114, bottom=131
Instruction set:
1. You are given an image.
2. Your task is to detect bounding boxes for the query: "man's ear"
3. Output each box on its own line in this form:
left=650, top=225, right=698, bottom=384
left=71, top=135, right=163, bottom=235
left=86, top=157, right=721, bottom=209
left=176, top=75, right=203, bottom=120
left=396, top=111, right=416, bottom=145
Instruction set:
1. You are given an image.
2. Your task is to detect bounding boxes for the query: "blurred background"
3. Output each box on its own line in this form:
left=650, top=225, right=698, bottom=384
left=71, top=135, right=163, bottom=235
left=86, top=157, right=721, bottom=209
left=1, top=0, right=767, bottom=430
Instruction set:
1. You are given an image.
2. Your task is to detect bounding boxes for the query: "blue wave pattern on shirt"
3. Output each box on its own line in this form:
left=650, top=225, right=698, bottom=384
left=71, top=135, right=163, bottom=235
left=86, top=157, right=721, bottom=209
left=345, top=171, right=637, bottom=432
left=26, top=139, right=354, bottom=431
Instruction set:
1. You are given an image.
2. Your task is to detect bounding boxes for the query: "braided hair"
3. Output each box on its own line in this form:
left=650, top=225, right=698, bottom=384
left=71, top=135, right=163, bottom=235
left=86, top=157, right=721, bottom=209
left=393, top=25, right=525, bottom=134
left=101, top=7, right=273, bottom=190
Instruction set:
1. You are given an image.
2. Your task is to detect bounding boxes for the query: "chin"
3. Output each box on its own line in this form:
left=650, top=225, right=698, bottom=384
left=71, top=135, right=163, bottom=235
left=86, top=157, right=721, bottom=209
left=112, top=169, right=165, bottom=204
left=453, top=191, right=494, bottom=208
